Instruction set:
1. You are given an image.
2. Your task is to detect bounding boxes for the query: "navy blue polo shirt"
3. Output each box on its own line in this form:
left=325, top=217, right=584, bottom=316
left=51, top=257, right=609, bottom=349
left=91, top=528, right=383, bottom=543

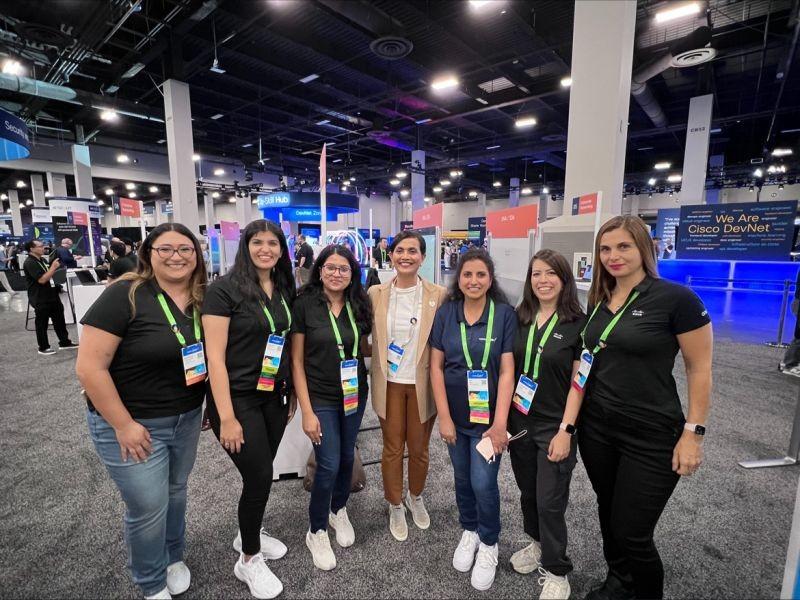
left=430, top=298, right=517, bottom=436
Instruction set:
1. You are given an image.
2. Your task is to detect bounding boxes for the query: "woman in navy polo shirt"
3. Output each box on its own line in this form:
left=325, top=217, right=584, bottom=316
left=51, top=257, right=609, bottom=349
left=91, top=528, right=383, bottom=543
left=430, top=248, right=517, bottom=592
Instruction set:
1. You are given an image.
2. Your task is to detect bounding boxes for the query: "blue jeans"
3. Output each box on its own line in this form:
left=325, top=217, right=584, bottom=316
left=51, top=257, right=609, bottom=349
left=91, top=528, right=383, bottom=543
left=88, top=407, right=202, bottom=596
left=447, top=429, right=502, bottom=546
left=309, top=400, right=366, bottom=532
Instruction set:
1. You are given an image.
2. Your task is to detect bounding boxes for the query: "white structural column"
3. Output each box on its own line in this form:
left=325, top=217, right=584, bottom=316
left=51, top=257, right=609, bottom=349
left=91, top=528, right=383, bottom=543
left=509, top=177, right=520, bottom=208
left=681, top=94, right=714, bottom=204
left=164, top=79, right=200, bottom=233
left=235, top=196, right=250, bottom=228
left=71, top=144, right=93, bottom=199
left=562, top=0, right=636, bottom=216
left=47, top=172, right=68, bottom=197
left=155, top=199, right=166, bottom=225
left=478, top=192, right=487, bottom=215
left=411, top=150, right=425, bottom=213
left=203, top=192, right=215, bottom=233
left=8, top=190, right=22, bottom=235
left=390, top=192, right=399, bottom=234
left=30, top=174, right=46, bottom=207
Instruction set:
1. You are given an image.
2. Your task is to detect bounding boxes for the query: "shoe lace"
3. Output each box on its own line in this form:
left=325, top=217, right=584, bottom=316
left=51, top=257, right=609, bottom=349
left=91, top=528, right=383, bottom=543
left=476, top=546, right=498, bottom=568
left=458, top=532, right=477, bottom=550
left=537, top=567, right=564, bottom=593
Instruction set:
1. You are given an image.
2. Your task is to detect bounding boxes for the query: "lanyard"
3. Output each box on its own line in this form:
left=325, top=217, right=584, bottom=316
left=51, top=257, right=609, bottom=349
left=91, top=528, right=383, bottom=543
left=581, top=291, right=640, bottom=355
left=260, top=294, right=292, bottom=336
left=522, top=311, right=558, bottom=380
left=328, top=301, right=359, bottom=361
left=389, top=278, right=421, bottom=347
left=381, top=248, right=387, bottom=263
left=156, top=292, right=201, bottom=347
left=459, top=299, right=495, bottom=370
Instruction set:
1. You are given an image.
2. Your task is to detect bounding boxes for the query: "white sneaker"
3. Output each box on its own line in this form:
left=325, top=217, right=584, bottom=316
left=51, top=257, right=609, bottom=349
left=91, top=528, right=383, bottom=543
left=471, top=542, right=499, bottom=591
left=388, top=503, right=408, bottom=541
left=783, top=366, right=800, bottom=378
left=538, top=567, right=571, bottom=600
left=144, top=587, right=171, bottom=600
left=305, top=529, right=336, bottom=571
left=233, top=528, right=288, bottom=560
left=452, top=529, right=480, bottom=572
left=234, top=553, right=283, bottom=599
left=328, top=507, right=355, bottom=547
left=510, top=540, right=542, bottom=574
left=403, top=493, right=431, bottom=529
left=166, top=561, right=190, bottom=595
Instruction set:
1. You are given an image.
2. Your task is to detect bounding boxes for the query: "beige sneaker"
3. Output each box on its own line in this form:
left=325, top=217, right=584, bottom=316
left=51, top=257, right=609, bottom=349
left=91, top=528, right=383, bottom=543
left=305, top=529, right=336, bottom=571
left=403, top=493, right=431, bottom=529
left=510, top=540, right=542, bottom=574
left=389, top=503, right=408, bottom=541
left=538, top=567, right=571, bottom=599
left=328, top=507, right=355, bottom=547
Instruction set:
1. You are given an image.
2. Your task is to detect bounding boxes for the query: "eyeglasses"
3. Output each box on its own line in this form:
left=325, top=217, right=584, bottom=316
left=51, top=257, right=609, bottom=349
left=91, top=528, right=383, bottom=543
left=322, top=263, right=351, bottom=275
left=152, top=245, right=195, bottom=259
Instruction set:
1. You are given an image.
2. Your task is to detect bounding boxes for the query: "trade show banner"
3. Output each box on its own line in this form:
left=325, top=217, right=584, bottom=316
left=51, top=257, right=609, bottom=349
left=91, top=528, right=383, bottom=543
left=54, top=222, right=87, bottom=254
left=113, top=196, right=142, bottom=218
left=31, top=208, right=50, bottom=223
left=571, top=192, right=598, bottom=215
left=0, top=106, right=31, bottom=160
left=675, top=200, right=798, bottom=261
left=413, top=203, right=443, bottom=229
left=468, top=216, right=486, bottom=241
left=160, top=200, right=173, bottom=214
left=400, top=220, right=413, bottom=232
left=219, top=220, right=240, bottom=271
left=486, top=204, right=539, bottom=238
left=656, top=208, right=681, bottom=247
left=49, top=198, right=103, bottom=259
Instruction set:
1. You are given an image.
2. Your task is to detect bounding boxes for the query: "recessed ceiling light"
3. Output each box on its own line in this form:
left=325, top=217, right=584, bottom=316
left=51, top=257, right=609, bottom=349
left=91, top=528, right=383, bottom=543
left=211, top=192, right=220, bottom=199
left=396, top=170, right=408, bottom=179
left=667, top=174, right=682, bottom=183
left=25, top=199, right=32, bottom=205
left=349, top=176, right=356, bottom=182
left=521, top=187, right=532, bottom=195
left=433, top=186, right=443, bottom=192
left=100, top=109, right=119, bottom=122
left=210, top=113, right=224, bottom=120
left=214, top=168, right=225, bottom=176
left=431, top=75, right=459, bottom=91
left=0, top=193, right=6, bottom=200
left=105, top=188, right=114, bottom=196
left=654, top=162, right=671, bottom=170
left=16, top=180, right=26, bottom=188
left=440, top=179, right=451, bottom=186
left=192, top=153, right=201, bottom=161
left=299, top=73, right=319, bottom=84
left=753, top=168, right=763, bottom=178
left=97, top=199, right=104, bottom=206
left=655, top=2, right=701, bottom=24
left=128, top=192, right=137, bottom=198
left=2, top=59, right=23, bottom=76
left=449, top=170, right=459, bottom=178
left=44, top=191, right=51, bottom=198
left=390, top=179, right=401, bottom=186
left=492, top=181, right=502, bottom=187
left=772, top=148, right=793, bottom=157
left=468, top=190, right=478, bottom=198
left=106, top=206, right=113, bottom=212
left=648, top=178, right=657, bottom=186
left=515, top=116, right=537, bottom=128
left=149, top=186, right=159, bottom=193
left=560, top=77, right=572, bottom=88
left=400, top=189, right=409, bottom=197
left=116, top=153, right=130, bottom=163
left=125, top=182, right=136, bottom=190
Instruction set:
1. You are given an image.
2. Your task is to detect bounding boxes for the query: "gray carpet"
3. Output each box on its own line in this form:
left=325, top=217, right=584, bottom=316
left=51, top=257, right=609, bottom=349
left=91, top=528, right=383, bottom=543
left=0, top=305, right=798, bottom=599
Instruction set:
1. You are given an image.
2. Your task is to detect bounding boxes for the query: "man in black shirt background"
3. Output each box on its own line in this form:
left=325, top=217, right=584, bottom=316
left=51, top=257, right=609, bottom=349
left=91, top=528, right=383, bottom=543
left=371, top=237, right=389, bottom=269
left=107, top=241, right=138, bottom=281
left=23, top=239, right=77, bottom=355
left=294, top=234, right=314, bottom=286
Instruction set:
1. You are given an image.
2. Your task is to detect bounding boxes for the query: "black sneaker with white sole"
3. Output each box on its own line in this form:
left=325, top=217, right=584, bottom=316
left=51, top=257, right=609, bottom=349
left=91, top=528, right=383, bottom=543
left=38, top=348, right=57, bottom=356
left=58, top=341, right=79, bottom=350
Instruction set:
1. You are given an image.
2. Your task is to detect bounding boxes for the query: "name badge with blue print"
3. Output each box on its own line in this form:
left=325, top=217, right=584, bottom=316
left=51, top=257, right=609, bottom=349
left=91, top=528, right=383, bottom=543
left=512, top=375, right=537, bottom=415
left=467, top=369, right=490, bottom=424
left=257, top=334, right=285, bottom=391
left=387, top=342, right=405, bottom=375
left=572, top=349, right=593, bottom=391
left=341, top=359, right=359, bottom=416
left=182, top=342, right=207, bottom=386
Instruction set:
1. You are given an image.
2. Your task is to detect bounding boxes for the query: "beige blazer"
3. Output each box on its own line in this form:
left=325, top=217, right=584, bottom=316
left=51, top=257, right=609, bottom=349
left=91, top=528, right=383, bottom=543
left=368, top=277, right=447, bottom=423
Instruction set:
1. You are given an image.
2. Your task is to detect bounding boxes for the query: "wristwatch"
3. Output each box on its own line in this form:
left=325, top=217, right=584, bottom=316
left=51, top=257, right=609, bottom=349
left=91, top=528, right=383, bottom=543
left=559, top=423, right=577, bottom=435
left=684, top=423, right=706, bottom=436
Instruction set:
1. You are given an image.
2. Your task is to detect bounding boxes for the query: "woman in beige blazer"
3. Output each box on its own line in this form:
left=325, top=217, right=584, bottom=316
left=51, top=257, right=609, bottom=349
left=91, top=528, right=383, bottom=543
left=368, top=230, right=447, bottom=542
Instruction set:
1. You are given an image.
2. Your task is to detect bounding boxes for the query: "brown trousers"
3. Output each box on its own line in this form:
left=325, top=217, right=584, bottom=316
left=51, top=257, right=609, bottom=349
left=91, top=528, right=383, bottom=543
left=379, top=381, right=435, bottom=505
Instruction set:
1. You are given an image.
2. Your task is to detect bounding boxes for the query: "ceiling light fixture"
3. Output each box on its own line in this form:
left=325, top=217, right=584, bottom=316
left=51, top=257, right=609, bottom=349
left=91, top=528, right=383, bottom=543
left=654, top=2, right=701, bottom=24
left=106, top=206, right=113, bottom=212
left=667, top=174, right=682, bottom=183
left=125, top=182, right=136, bottom=190
left=100, top=108, right=119, bottom=122
left=116, top=153, right=130, bottom=163
left=772, top=148, right=794, bottom=157
left=475, top=97, right=489, bottom=105
left=214, top=168, right=225, bottom=176
left=753, top=168, right=763, bottom=178
left=210, top=20, right=226, bottom=73
left=449, top=170, right=459, bottom=178
left=299, top=73, right=319, bottom=84
left=97, top=199, right=104, bottom=206
left=210, top=113, right=224, bottom=120
left=433, top=186, right=443, bottom=192
left=25, top=199, right=32, bottom=206
left=16, top=180, right=26, bottom=188
left=349, top=176, right=356, bottom=182
left=149, top=186, right=159, bottom=193
left=396, top=170, right=408, bottom=179
left=211, top=192, right=220, bottom=199
left=44, top=191, right=51, bottom=198
left=521, top=187, right=532, bottom=195
left=228, top=196, right=236, bottom=203
left=440, top=179, right=451, bottom=186
left=0, top=193, right=6, bottom=200
left=241, top=143, right=253, bottom=148
left=431, top=75, right=459, bottom=91
left=468, top=190, right=478, bottom=198
left=390, top=179, right=401, bottom=186
left=2, top=59, right=23, bottom=76
left=400, top=189, right=409, bottom=197
left=105, top=188, right=114, bottom=196
left=542, top=186, right=549, bottom=194
left=128, top=192, right=137, bottom=198
left=648, top=177, right=657, bottom=186
left=486, top=144, right=501, bottom=150
left=515, top=116, right=537, bottom=128
left=192, top=153, right=201, bottom=161
left=415, top=118, right=432, bottom=124
left=492, top=181, right=502, bottom=187
left=654, top=162, right=671, bottom=170
left=560, top=77, right=572, bottom=88
left=468, top=0, right=494, bottom=8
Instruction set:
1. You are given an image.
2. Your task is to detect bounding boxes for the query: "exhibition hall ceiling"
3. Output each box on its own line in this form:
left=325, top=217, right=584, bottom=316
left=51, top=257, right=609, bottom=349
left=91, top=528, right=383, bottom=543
left=0, top=0, right=798, bottom=200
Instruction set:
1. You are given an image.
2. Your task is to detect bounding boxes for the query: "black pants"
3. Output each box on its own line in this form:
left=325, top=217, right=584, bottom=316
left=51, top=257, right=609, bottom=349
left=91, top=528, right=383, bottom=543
left=508, top=421, right=577, bottom=576
left=33, top=298, right=70, bottom=351
left=209, top=390, right=289, bottom=556
left=579, top=404, right=681, bottom=600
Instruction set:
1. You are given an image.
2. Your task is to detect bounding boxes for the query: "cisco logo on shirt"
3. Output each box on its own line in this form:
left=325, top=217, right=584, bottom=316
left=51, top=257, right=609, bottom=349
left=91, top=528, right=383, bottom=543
left=631, top=309, right=644, bottom=317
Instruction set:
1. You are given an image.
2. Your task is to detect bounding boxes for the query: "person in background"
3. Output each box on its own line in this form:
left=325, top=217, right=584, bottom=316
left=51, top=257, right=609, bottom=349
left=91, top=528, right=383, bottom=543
left=54, top=237, right=81, bottom=269
left=651, top=236, right=662, bottom=259
left=580, top=216, right=712, bottom=600
left=291, top=245, right=372, bottom=571
left=122, top=238, right=137, bottom=257
left=23, top=239, right=77, bottom=355
left=8, top=242, right=20, bottom=272
left=108, top=241, right=138, bottom=282
left=371, top=237, right=390, bottom=269
left=0, top=243, right=9, bottom=270
left=76, top=223, right=207, bottom=600
left=430, top=248, right=517, bottom=591
left=294, top=234, right=314, bottom=287
left=780, top=267, right=800, bottom=378
left=662, top=244, right=675, bottom=260
left=508, top=250, right=586, bottom=600
left=368, top=230, right=447, bottom=541
left=202, top=219, right=295, bottom=599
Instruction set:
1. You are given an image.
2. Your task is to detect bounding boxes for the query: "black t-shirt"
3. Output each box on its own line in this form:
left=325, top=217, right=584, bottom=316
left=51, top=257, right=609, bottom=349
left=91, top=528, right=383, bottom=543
left=291, top=291, right=371, bottom=406
left=295, top=243, right=314, bottom=269
left=583, top=276, right=710, bottom=428
left=109, top=255, right=137, bottom=279
left=372, top=246, right=389, bottom=268
left=80, top=279, right=206, bottom=419
left=23, top=256, right=59, bottom=305
left=201, top=275, right=293, bottom=395
left=509, top=313, right=586, bottom=433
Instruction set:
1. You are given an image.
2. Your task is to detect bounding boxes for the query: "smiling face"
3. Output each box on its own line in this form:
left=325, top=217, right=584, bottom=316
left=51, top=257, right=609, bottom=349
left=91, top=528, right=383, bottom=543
left=321, top=252, right=352, bottom=294
left=599, top=227, right=644, bottom=280
left=530, top=259, right=563, bottom=305
left=150, top=231, right=197, bottom=285
left=390, top=237, right=423, bottom=278
left=459, top=258, right=491, bottom=301
left=248, top=229, right=282, bottom=272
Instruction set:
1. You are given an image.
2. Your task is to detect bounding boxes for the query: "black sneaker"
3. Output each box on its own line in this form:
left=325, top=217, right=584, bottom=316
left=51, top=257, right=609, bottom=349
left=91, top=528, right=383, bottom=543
left=38, top=348, right=57, bottom=356
left=58, top=341, right=79, bottom=350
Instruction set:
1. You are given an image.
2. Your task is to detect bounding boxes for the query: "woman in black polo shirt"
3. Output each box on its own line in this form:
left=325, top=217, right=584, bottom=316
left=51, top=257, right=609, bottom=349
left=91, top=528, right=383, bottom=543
left=291, top=245, right=372, bottom=571
left=508, top=249, right=586, bottom=600
left=429, top=249, right=517, bottom=592
left=76, top=223, right=207, bottom=599
left=579, top=216, right=712, bottom=600
left=202, top=219, right=294, bottom=599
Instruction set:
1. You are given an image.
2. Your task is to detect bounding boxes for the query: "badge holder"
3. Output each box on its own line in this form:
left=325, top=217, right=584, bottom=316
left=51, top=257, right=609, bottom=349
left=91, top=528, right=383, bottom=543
left=182, top=342, right=207, bottom=386
left=512, top=375, right=538, bottom=415
left=572, top=349, right=593, bottom=391
left=467, top=369, right=490, bottom=424
left=257, top=334, right=285, bottom=392
left=340, top=358, right=359, bottom=416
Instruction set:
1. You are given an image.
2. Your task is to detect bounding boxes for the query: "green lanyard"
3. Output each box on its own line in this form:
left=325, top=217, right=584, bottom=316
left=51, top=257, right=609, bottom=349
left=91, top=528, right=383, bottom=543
left=328, top=301, right=359, bottom=361
left=261, top=294, right=292, bottom=337
left=523, top=311, right=559, bottom=381
left=156, top=293, right=201, bottom=347
left=581, top=291, right=640, bottom=355
left=381, top=248, right=387, bottom=263
left=459, top=299, right=495, bottom=370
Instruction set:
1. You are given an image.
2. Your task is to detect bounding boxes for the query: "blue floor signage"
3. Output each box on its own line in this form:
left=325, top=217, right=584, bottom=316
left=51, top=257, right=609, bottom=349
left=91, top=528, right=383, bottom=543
left=676, top=200, right=798, bottom=261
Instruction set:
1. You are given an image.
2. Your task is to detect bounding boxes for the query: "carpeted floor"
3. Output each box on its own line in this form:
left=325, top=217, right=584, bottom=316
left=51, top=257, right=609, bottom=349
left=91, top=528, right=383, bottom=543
left=0, top=305, right=798, bottom=599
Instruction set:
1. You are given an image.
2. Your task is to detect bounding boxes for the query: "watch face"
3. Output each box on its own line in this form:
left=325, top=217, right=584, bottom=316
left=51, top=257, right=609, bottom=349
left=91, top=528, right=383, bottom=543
left=694, top=425, right=706, bottom=436
left=565, top=424, right=576, bottom=435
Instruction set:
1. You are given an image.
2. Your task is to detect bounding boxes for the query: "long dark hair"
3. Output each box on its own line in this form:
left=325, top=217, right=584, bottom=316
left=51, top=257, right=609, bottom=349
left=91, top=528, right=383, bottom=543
left=517, top=249, right=583, bottom=325
left=229, top=219, right=295, bottom=304
left=448, top=248, right=508, bottom=305
left=299, top=244, right=372, bottom=331
left=119, top=222, right=206, bottom=316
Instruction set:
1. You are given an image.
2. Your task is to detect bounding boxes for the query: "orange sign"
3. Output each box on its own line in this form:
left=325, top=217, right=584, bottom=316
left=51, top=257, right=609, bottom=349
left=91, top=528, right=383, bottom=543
left=119, top=197, right=142, bottom=218
left=486, top=204, right=539, bottom=238
left=571, top=192, right=598, bottom=215
left=413, top=203, right=443, bottom=229
left=70, top=211, right=89, bottom=226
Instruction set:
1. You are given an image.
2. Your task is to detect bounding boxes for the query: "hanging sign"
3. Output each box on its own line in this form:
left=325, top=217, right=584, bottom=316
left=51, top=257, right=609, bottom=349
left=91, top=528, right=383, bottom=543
left=0, top=107, right=30, bottom=160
